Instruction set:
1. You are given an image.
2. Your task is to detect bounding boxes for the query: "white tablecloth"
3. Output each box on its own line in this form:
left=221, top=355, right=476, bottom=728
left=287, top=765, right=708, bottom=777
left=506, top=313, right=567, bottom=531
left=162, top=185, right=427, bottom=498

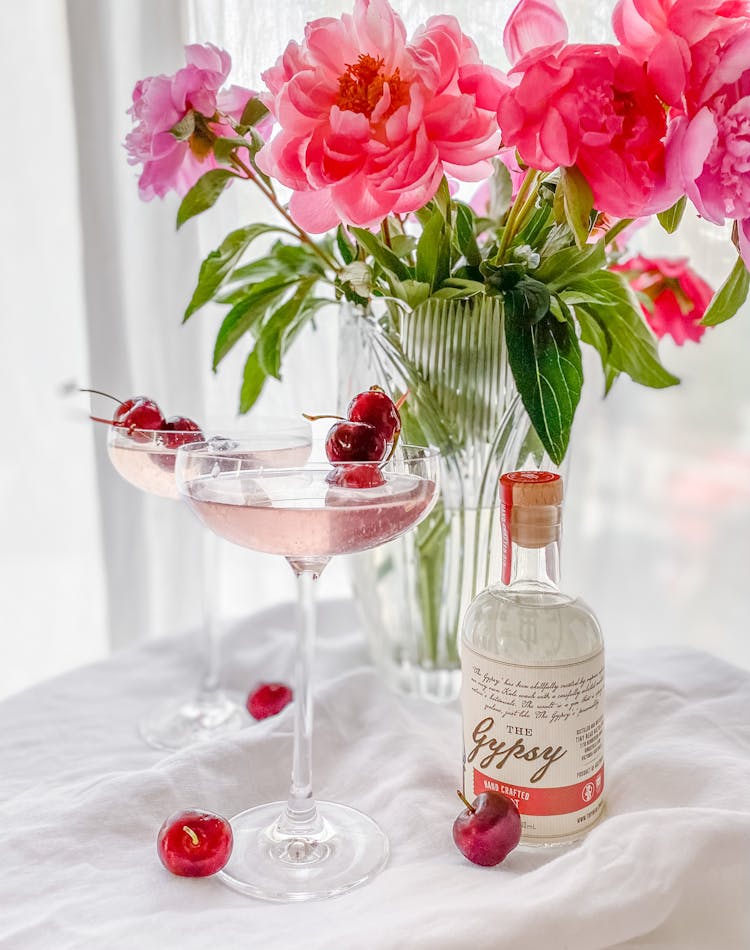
left=1, top=600, right=749, bottom=949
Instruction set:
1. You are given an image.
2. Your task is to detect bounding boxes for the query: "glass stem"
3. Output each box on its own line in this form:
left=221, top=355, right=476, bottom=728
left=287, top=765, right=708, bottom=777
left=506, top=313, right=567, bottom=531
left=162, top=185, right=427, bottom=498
left=279, top=564, right=327, bottom=835
left=197, top=529, right=222, bottom=699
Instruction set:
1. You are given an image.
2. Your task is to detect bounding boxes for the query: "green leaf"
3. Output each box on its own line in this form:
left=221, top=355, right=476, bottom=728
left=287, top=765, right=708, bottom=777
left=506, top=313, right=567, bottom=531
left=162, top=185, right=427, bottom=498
left=535, top=240, right=606, bottom=289
left=184, top=224, right=282, bottom=320
left=701, top=256, right=750, bottom=326
left=555, top=167, right=593, bottom=248
left=434, top=177, right=452, bottom=220
left=575, top=305, right=612, bottom=385
left=574, top=270, right=679, bottom=388
left=505, top=312, right=583, bottom=465
left=256, top=282, right=317, bottom=379
left=389, top=234, right=417, bottom=258
left=416, top=209, right=450, bottom=291
left=488, top=158, right=513, bottom=221
left=176, top=168, right=237, bottom=229
left=604, top=364, right=620, bottom=395
left=212, top=277, right=296, bottom=369
left=170, top=111, right=195, bottom=141
left=657, top=196, right=687, bottom=234
left=239, top=349, right=267, bottom=413
left=336, top=225, right=356, bottom=265
left=455, top=203, right=482, bottom=268
left=505, top=277, right=551, bottom=326
left=349, top=227, right=412, bottom=281
left=400, top=279, right=431, bottom=309
left=213, top=135, right=262, bottom=165
left=239, top=98, right=270, bottom=129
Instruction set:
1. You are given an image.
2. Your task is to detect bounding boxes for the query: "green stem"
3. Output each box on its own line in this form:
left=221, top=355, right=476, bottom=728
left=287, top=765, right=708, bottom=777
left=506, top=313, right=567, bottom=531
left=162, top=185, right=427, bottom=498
left=497, top=169, right=542, bottom=262
left=381, top=217, right=392, bottom=249
left=229, top=153, right=339, bottom=272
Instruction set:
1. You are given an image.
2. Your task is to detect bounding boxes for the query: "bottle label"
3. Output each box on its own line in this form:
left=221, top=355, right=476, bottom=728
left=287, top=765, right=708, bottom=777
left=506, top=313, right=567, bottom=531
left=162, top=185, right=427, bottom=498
left=461, top=642, right=605, bottom=843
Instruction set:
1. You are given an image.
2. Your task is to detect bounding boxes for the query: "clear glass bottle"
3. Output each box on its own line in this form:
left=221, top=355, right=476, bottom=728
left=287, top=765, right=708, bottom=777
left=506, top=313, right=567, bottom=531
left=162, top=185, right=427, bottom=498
left=460, top=471, right=605, bottom=846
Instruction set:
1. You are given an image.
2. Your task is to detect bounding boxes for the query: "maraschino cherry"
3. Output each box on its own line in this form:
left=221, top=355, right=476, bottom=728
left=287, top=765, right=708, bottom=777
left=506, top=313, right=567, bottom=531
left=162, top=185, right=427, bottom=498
left=306, top=386, right=403, bottom=487
left=347, top=387, right=401, bottom=443
left=118, top=398, right=166, bottom=442
left=157, top=809, right=233, bottom=877
left=452, top=790, right=521, bottom=867
left=153, top=415, right=204, bottom=470
left=325, top=420, right=387, bottom=464
left=112, top=396, right=143, bottom=423
left=326, top=464, right=386, bottom=489
left=246, top=682, right=293, bottom=720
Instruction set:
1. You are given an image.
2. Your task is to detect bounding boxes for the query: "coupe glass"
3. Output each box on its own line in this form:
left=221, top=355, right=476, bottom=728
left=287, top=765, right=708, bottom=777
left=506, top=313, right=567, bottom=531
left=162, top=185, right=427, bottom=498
left=176, top=442, right=440, bottom=901
left=107, top=417, right=311, bottom=750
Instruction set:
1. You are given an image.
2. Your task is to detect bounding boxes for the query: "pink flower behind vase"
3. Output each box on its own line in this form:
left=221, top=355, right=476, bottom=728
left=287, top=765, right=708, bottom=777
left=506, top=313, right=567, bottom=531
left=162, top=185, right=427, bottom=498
left=125, top=44, right=267, bottom=200
left=612, top=255, right=712, bottom=345
left=256, top=0, right=501, bottom=232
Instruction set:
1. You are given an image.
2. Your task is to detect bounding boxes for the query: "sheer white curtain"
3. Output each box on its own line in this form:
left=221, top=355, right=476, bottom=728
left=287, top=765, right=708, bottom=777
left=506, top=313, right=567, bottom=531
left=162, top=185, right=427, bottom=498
left=2, top=0, right=749, bottom=701
left=187, top=0, right=750, bottom=669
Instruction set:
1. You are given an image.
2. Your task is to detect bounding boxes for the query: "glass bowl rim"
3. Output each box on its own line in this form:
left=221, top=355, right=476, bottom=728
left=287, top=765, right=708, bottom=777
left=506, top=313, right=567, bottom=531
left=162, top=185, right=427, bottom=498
left=174, top=440, right=440, bottom=468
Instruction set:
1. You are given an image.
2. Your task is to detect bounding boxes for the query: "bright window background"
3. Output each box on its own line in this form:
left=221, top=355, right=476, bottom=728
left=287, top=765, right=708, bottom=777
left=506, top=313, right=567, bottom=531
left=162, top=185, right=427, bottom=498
left=1, top=0, right=748, bottom=702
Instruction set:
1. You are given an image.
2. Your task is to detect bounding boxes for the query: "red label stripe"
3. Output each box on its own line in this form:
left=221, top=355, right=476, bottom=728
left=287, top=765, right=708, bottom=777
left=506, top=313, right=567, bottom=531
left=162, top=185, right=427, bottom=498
left=473, top=766, right=604, bottom=817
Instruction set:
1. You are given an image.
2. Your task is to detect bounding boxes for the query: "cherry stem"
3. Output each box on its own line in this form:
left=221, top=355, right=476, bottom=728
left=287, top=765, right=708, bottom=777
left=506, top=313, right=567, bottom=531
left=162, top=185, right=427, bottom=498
left=384, top=428, right=401, bottom=463
left=395, top=389, right=410, bottom=412
left=182, top=826, right=200, bottom=847
left=301, top=412, right=345, bottom=422
left=79, top=388, right=124, bottom=405
left=456, top=789, right=476, bottom=813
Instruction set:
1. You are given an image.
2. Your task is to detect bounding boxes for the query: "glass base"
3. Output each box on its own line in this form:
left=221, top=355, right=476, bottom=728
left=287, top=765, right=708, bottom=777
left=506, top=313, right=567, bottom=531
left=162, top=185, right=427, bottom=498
left=137, top=691, right=247, bottom=751
left=218, top=801, right=389, bottom=902
left=375, top=658, right=461, bottom=703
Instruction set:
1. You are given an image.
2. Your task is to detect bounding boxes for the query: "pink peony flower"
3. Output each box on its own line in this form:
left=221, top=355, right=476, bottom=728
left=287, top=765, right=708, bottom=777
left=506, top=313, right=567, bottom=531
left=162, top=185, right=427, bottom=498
left=256, top=0, right=501, bottom=232
left=613, top=0, right=750, bottom=107
left=503, top=0, right=567, bottom=66
left=612, top=255, right=712, bottom=344
left=665, top=29, right=750, bottom=268
left=125, top=44, right=268, bottom=200
left=494, top=42, right=679, bottom=218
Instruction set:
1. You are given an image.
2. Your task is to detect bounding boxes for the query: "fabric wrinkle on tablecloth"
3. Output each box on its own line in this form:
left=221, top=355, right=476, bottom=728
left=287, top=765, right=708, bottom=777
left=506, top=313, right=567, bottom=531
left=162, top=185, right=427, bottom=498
left=0, top=600, right=748, bottom=950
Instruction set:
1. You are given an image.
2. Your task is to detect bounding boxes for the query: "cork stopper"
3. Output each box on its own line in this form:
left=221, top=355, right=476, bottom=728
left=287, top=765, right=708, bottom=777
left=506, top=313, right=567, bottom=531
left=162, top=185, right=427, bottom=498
left=500, top=471, right=563, bottom=553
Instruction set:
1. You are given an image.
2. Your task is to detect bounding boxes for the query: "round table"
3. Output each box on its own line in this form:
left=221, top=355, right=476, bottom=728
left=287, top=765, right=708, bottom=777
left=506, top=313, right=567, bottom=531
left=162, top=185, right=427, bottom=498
left=2, top=600, right=749, bottom=949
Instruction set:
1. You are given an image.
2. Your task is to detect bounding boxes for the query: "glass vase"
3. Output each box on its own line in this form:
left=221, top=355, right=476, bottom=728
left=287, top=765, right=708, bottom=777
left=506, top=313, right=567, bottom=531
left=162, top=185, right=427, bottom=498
left=338, top=298, right=558, bottom=702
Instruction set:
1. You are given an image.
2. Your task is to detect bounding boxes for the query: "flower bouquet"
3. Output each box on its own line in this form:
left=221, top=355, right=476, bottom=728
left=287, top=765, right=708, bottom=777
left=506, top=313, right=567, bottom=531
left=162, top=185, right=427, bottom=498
left=126, top=0, right=750, bottom=697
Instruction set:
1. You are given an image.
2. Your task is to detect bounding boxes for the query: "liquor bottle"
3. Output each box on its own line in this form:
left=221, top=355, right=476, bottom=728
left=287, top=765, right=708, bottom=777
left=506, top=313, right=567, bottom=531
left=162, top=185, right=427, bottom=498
left=459, top=471, right=605, bottom=846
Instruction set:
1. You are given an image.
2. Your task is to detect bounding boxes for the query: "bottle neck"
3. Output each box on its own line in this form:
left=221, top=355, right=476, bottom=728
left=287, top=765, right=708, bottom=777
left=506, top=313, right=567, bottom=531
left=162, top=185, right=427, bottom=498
left=500, top=500, right=562, bottom=588
left=505, top=538, right=561, bottom=590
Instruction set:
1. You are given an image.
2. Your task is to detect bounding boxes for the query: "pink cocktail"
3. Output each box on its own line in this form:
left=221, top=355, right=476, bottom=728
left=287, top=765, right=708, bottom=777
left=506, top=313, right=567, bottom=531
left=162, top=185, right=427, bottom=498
left=106, top=421, right=311, bottom=750
left=185, top=469, right=435, bottom=559
left=176, top=443, right=440, bottom=902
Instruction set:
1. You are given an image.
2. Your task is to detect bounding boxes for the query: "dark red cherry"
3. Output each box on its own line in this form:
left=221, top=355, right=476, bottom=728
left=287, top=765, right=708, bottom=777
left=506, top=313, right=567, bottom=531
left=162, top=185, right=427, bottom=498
left=347, top=388, right=401, bottom=443
left=157, top=809, right=233, bottom=877
left=452, top=791, right=521, bottom=867
left=118, top=398, right=165, bottom=442
left=326, top=464, right=386, bottom=489
left=112, top=396, right=146, bottom=424
left=153, top=416, right=204, bottom=471
left=246, top=682, right=293, bottom=720
left=325, top=421, right=387, bottom=463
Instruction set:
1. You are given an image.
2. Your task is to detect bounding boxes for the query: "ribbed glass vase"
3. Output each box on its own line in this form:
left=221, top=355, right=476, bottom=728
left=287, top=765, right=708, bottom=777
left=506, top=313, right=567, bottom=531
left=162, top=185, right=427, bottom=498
left=338, top=297, right=557, bottom=702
